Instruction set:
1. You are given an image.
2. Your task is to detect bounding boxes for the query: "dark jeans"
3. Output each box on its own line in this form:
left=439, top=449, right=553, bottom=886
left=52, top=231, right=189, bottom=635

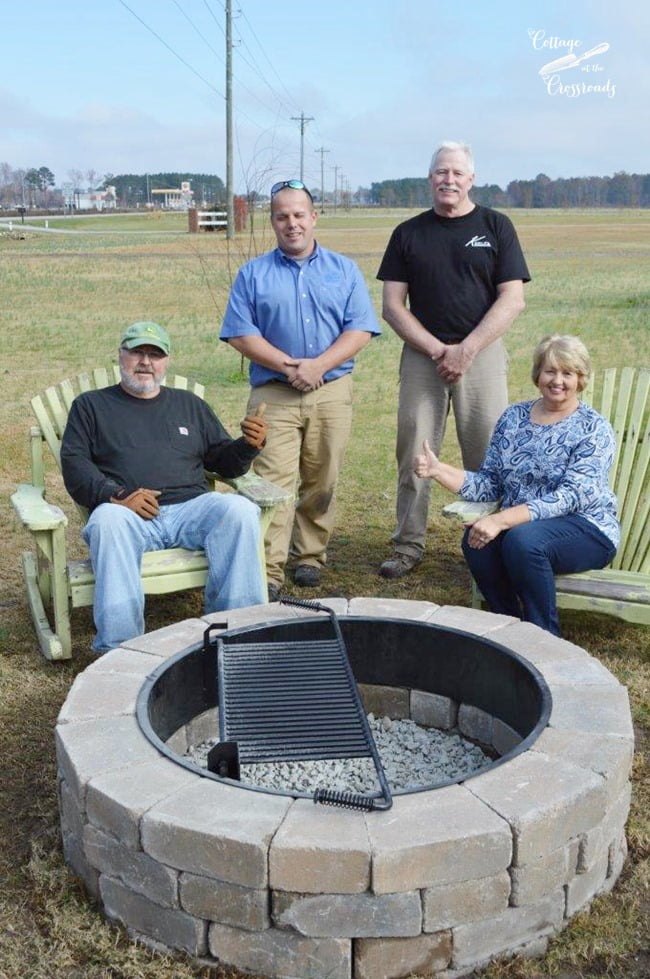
left=462, top=514, right=616, bottom=637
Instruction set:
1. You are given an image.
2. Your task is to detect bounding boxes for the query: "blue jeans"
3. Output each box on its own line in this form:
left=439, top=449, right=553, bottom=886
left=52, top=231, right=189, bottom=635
left=462, top=515, right=616, bottom=637
left=83, top=493, right=264, bottom=652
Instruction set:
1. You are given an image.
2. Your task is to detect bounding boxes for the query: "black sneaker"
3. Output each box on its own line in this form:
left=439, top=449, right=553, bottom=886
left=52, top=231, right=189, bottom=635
left=293, top=565, right=321, bottom=587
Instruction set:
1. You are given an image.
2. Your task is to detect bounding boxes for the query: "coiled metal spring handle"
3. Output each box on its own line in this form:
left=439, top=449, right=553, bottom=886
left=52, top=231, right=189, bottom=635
left=313, top=788, right=376, bottom=811
left=313, top=788, right=393, bottom=811
left=279, top=596, right=327, bottom=612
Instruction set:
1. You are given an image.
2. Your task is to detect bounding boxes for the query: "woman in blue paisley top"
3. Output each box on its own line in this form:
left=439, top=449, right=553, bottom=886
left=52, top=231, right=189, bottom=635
left=414, top=335, right=619, bottom=635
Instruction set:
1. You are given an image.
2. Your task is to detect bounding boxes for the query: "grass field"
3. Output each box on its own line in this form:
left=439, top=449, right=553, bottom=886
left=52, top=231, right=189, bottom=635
left=1, top=208, right=648, bottom=979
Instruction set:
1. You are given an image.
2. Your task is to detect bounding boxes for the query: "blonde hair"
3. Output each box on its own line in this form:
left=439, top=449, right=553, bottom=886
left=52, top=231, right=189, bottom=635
left=531, top=334, right=591, bottom=392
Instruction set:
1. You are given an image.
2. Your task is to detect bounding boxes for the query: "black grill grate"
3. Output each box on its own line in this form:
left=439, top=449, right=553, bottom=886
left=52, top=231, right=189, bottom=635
left=209, top=598, right=393, bottom=811
left=218, top=638, right=374, bottom=762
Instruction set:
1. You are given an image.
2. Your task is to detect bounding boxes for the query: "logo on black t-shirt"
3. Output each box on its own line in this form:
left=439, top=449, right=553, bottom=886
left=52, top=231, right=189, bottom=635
left=465, top=235, right=493, bottom=249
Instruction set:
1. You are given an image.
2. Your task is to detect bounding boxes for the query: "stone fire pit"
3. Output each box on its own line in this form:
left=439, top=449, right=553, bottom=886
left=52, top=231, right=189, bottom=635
left=56, top=599, right=633, bottom=979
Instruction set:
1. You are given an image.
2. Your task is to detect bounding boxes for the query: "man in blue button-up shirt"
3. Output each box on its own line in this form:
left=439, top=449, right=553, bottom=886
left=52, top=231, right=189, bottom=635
left=220, top=180, right=380, bottom=598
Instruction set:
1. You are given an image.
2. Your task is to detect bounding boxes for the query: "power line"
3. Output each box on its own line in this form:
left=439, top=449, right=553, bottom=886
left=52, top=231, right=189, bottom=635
left=170, top=0, right=222, bottom=62
left=236, top=5, right=302, bottom=112
left=115, top=2, right=347, bottom=197
left=116, top=0, right=224, bottom=99
left=172, top=2, right=306, bottom=150
left=202, top=0, right=227, bottom=37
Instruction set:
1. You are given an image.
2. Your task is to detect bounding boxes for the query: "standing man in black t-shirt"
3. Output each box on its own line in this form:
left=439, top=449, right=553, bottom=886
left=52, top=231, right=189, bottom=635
left=377, top=141, right=531, bottom=578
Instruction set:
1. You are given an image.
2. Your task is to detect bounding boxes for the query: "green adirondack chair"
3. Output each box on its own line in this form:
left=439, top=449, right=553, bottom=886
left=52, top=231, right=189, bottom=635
left=443, top=366, right=650, bottom=626
left=11, top=367, right=291, bottom=661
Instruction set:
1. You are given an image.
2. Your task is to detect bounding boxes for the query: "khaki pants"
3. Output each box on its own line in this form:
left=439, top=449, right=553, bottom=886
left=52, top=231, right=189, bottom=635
left=247, top=375, right=353, bottom=586
left=393, top=340, right=509, bottom=559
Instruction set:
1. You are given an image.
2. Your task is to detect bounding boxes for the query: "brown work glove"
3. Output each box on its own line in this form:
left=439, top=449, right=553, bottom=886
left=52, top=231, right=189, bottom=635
left=110, top=487, right=161, bottom=519
left=241, top=402, right=267, bottom=449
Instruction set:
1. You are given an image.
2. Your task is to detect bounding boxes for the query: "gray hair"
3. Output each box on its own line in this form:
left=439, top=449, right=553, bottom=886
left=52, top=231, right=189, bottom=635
left=428, top=141, right=474, bottom=175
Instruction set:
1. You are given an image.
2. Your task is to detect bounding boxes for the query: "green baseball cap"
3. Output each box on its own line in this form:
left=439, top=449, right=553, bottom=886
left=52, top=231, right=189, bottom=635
left=120, top=321, right=171, bottom=355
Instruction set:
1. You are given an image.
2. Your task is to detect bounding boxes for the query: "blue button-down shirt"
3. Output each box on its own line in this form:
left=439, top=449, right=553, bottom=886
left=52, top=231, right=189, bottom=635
left=220, top=243, right=380, bottom=387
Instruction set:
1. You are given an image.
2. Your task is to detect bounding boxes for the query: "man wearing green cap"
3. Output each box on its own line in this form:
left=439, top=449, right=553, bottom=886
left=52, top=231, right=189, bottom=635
left=61, top=322, right=269, bottom=654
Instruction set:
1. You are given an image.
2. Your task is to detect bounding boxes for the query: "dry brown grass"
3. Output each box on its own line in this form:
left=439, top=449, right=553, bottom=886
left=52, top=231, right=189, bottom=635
left=1, top=209, right=648, bottom=978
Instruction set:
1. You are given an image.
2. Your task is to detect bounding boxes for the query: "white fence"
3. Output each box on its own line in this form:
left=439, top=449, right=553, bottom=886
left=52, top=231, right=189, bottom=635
left=197, top=210, right=227, bottom=230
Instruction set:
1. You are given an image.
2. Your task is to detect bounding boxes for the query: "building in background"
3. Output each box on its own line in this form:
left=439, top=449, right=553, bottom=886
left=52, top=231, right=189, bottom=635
left=150, top=181, right=194, bottom=210
left=65, top=185, right=117, bottom=211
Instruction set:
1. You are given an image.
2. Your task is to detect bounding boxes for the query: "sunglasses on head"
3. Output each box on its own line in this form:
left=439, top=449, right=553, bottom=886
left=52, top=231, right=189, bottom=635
left=270, top=179, right=313, bottom=201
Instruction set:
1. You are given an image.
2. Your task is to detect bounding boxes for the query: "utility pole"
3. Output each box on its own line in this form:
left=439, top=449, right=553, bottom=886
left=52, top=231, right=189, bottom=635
left=338, top=172, right=346, bottom=214
left=315, top=147, right=329, bottom=210
left=291, top=112, right=314, bottom=182
left=225, top=0, right=234, bottom=239
left=333, top=165, right=340, bottom=214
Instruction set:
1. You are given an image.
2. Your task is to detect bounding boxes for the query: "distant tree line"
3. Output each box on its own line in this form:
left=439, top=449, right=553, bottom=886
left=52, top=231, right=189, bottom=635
left=2, top=161, right=650, bottom=211
left=368, top=172, right=650, bottom=208
left=0, top=164, right=226, bottom=209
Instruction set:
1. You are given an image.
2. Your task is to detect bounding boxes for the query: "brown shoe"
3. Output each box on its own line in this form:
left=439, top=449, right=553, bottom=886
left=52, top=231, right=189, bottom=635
left=294, top=564, right=321, bottom=587
left=378, top=553, right=421, bottom=579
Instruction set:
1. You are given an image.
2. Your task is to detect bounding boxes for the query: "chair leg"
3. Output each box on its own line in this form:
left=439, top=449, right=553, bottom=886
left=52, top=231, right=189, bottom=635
left=258, top=505, right=274, bottom=600
left=48, top=523, right=73, bottom=658
left=22, top=551, right=70, bottom=660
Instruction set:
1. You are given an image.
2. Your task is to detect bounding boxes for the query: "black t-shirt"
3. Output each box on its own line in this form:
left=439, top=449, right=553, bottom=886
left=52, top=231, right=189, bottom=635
left=61, top=384, right=257, bottom=510
left=377, top=205, right=531, bottom=342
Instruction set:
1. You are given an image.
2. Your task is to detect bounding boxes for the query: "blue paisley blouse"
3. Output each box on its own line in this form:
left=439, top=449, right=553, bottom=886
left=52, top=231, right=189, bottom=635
left=460, top=400, right=620, bottom=548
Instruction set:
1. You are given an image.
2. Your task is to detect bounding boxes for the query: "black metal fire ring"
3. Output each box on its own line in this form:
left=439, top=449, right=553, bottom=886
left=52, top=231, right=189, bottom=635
left=135, top=615, right=552, bottom=799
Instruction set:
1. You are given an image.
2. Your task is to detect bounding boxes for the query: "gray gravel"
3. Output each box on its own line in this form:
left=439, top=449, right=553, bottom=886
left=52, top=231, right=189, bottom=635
left=185, top=713, right=492, bottom=795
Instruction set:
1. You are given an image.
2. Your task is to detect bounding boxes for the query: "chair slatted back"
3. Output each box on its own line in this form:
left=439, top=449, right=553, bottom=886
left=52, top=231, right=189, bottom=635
left=31, top=369, right=206, bottom=475
left=590, top=367, right=650, bottom=573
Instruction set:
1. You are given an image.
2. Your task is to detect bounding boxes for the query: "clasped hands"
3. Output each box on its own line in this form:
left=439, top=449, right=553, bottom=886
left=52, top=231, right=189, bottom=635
left=431, top=344, right=474, bottom=383
left=283, top=358, right=324, bottom=392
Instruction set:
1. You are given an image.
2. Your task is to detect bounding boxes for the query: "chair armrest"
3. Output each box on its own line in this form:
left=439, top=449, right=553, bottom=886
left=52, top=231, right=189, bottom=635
left=11, top=484, right=68, bottom=531
left=217, top=472, right=293, bottom=507
left=442, top=500, right=500, bottom=523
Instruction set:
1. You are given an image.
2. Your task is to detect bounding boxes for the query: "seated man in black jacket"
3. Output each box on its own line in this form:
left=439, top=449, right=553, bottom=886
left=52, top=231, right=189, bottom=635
left=61, top=321, right=268, bottom=654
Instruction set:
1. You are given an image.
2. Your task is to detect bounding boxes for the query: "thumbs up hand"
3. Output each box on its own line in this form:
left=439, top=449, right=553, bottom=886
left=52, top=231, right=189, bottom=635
left=413, top=439, right=439, bottom=479
left=241, top=401, right=268, bottom=449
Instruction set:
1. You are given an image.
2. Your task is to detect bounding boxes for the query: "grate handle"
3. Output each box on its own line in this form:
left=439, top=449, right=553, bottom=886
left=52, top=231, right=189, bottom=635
left=278, top=596, right=329, bottom=613
left=281, top=596, right=393, bottom=812
left=203, top=621, right=229, bottom=652
left=278, top=596, right=347, bottom=649
left=313, top=788, right=375, bottom=811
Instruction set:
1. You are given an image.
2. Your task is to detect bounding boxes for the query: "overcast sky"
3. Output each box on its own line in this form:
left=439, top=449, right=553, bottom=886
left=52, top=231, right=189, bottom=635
left=2, top=0, right=647, bottom=195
